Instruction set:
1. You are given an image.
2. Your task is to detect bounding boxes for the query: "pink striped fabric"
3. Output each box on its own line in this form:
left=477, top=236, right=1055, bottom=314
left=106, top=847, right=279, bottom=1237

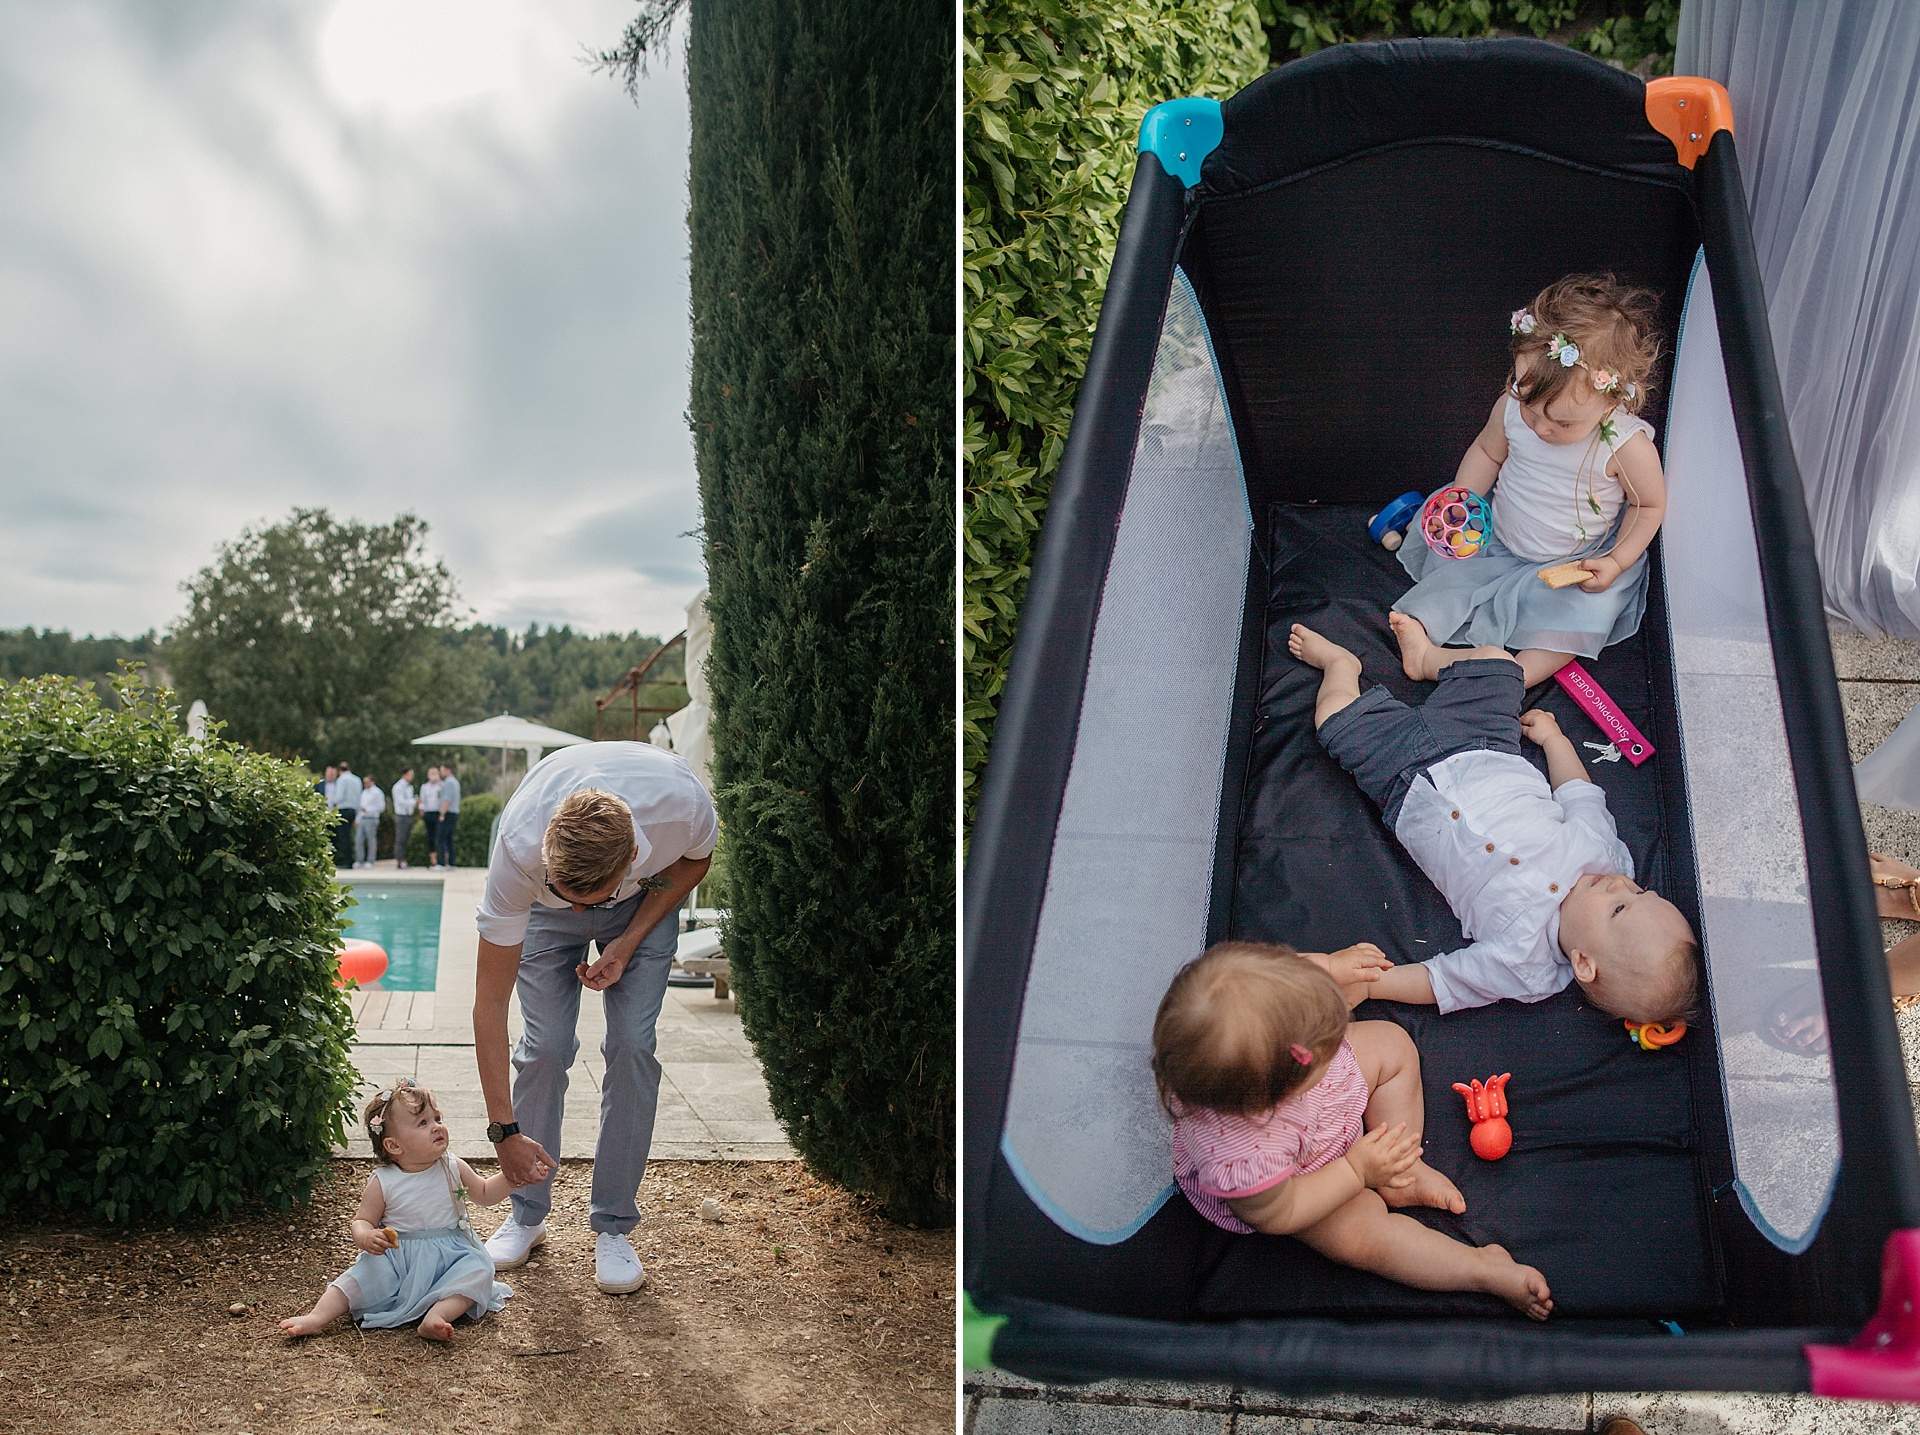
left=1170, top=1038, right=1370, bottom=1234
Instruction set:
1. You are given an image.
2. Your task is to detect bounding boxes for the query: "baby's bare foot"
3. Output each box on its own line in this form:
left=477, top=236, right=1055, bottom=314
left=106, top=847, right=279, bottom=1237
left=278, top=1314, right=328, bottom=1338
left=417, top=1316, right=456, bottom=1342
left=1379, top=1159, right=1466, bottom=1215
left=1388, top=611, right=1438, bottom=682
left=1478, top=1243, right=1553, bottom=1321
left=1288, top=624, right=1359, bottom=674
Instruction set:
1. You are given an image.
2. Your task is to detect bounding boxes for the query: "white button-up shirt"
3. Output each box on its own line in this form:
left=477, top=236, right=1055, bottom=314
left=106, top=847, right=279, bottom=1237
left=392, top=778, right=416, bottom=816
left=476, top=742, right=717, bottom=946
left=1393, top=751, right=1633, bottom=1013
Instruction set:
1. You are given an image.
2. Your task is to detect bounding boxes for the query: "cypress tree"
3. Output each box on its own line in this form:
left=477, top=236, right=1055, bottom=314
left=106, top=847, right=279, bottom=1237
left=684, top=1, right=953, bottom=1224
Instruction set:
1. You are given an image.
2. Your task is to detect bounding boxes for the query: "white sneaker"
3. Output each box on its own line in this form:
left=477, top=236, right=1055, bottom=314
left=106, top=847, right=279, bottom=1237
left=594, top=1231, right=646, bottom=1293
left=485, top=1217, right=547, bottom=1269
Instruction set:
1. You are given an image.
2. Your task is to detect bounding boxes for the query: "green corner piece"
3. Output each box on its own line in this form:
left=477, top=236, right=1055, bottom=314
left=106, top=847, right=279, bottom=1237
left=964, top=1292, right=1007, bottom=1370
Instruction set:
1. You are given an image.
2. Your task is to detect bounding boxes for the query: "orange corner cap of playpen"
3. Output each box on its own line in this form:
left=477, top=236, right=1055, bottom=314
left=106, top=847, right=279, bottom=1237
left=1645, top=77, right=1733, bottom=170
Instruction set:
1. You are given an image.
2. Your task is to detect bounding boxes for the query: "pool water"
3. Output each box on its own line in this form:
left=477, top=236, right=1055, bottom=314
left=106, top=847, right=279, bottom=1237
left=341, top=881, right=444, bottom=991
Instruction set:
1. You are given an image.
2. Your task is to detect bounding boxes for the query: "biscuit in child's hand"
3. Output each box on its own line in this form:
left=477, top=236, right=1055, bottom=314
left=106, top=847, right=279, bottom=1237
left=1538, top=562, right=1588, bottom=589
left=381, top=1227, right=399, bottom=1248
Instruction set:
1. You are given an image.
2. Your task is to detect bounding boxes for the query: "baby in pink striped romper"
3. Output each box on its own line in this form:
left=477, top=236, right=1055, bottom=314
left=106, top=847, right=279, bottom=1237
left=1152, top=941, right=1553, bottom=1319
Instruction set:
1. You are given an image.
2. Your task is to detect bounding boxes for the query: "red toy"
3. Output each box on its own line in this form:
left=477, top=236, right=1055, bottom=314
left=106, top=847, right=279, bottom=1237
left=1452, top=1072, right=1513, bottom=1161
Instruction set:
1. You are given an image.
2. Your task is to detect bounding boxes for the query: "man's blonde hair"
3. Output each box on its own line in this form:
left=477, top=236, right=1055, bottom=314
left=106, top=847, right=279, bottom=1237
left=543, top=788, right=636, bottom=898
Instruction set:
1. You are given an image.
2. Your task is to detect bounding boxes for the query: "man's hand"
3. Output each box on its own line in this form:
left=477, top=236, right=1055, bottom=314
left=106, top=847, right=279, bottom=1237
left=1578, top=555, right=1623, bottom=593
left=496, top=1132, right=554, bottom=1188
left=1519, top=709, right=1564, bottom=748
left=577, top=931, right=641, bottom=991
left=1322, top=943, right=1392, bottom=1008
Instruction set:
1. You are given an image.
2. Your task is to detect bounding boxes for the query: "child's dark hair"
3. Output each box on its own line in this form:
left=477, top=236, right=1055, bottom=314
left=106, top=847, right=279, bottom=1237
left=364, top=1079, right=434, bottom=1165
left=1151, top=942, right=1350, bottom=1118
left=1510, top=274, right=1663, bottom=417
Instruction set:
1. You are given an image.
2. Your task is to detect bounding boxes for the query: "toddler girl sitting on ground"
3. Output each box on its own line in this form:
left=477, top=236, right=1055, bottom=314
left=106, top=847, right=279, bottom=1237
left=1153, top=941, right=1553, bottom=1319
left=1392, top=274, right=1668, bottom=688
left=280, top=1079, right=518, bottom=1342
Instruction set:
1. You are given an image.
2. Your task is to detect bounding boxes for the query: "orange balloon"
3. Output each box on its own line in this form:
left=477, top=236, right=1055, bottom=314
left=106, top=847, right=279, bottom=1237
left=336, top=938, right=389, bottom=988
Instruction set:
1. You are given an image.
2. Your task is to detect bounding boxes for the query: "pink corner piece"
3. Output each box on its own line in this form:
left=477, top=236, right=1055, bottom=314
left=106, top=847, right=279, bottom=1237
left=1807, top=1229, right=1920, bottom=1401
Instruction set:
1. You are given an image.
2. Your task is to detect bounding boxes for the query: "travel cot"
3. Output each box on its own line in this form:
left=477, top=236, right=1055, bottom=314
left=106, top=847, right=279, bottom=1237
left=965, top=39, right=1920, bottom=1399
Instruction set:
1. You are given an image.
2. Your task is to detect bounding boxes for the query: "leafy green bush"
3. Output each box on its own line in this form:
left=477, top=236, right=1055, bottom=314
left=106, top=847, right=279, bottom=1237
left=1262, top=1, right=1677, bottom=72
left=687, top=0, right=953, bottom=1225
left=963, top=1, right=1269, bottom=817
left=452, top=793, right=502, bottom=869
left=0, top=675, right=357, bottom=1222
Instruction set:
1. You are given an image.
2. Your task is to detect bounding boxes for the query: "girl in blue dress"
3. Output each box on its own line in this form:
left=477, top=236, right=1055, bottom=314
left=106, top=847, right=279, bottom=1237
left=280, top=1079, right=517, bottom=1341
left=1390, top=275, right=1669, bottom=688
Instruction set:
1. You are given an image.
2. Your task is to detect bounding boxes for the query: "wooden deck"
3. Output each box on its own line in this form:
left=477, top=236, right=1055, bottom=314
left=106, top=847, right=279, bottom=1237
left=348, top=988, right=436, bottom=1033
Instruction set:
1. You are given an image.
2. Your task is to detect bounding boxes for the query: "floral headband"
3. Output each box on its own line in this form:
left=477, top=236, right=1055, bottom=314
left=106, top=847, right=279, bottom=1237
left=366, top=1076, right=417, bottom=1137
left=1509, top=309, right=1636, bottom=399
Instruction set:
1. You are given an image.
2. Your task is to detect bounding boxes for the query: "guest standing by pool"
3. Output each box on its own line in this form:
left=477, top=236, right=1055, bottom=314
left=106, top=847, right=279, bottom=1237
left=420, top=767, right=444, bottom=869
left=355, top=777, right=385, bottom=870
left=472, top=742, right=715, bottom=1297
left=392, top=768, right=417, bottom=869
left=435, top=768, right=461, bottom=868
left=331, top=762, right=362, bottom=870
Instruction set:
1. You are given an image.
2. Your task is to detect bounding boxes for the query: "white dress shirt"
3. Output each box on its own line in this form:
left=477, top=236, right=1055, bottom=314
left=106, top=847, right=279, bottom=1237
left=476, top=742, right=717, bottom=946
left=1393, top=751, right=1634, bottom=1013
left=358, top=785, right=386, bottom=819
left=332, top=771, right=362, bottom=813
left=420, top=780, right=442, bottom=813
left=392, top=778, right=416, bottom=816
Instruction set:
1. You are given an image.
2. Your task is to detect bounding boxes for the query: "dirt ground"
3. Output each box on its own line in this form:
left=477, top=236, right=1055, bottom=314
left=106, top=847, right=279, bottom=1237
left=0, top=1160, right=955, bottom=1435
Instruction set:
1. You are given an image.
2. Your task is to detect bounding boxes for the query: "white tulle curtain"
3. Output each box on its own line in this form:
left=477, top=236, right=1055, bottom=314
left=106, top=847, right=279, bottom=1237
left=1678, top=0, right=1920, bottom=637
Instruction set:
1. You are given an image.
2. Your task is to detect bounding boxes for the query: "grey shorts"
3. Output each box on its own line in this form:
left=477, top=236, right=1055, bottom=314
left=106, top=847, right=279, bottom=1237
left=1317, top=657, right=1526, bottom=827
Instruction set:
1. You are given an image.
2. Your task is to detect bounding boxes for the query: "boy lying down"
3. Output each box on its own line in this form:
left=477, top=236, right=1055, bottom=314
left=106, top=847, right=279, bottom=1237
left=1288, top=624, right=1697, bottom=1023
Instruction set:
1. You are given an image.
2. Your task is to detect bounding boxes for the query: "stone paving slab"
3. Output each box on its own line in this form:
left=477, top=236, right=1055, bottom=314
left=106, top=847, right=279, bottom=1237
left=334, top=862, right=794, bottom=1162
left=970, top=625, right=1920, bottom=1431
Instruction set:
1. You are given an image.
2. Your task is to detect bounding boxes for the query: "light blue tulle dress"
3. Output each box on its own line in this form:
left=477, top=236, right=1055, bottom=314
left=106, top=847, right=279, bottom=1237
left=1393, top=400, right=1657, bottom=661
left=333, top=1154, right=511, bottom=1329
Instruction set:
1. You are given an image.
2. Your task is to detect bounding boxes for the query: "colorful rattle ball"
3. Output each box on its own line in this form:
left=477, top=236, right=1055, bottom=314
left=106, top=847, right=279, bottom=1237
left=1421, top=486, right=1493, bottom=560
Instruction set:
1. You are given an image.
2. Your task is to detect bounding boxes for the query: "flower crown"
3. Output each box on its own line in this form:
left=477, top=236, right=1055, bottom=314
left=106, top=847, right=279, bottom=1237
left=1509, top=309, right=1636, bottom=399
left=367, top=1076, right=417, bottom=1137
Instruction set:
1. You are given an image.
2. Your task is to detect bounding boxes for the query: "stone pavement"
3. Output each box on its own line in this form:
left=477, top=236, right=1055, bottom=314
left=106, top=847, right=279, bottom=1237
left=336, top=864, right=794, bottom=1162
left=967, top=627, right=1920, bottom=1434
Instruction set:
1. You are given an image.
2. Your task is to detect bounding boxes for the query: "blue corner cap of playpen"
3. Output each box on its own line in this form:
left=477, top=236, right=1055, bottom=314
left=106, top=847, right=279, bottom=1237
left=1138, top=98, right=1223, bottom=188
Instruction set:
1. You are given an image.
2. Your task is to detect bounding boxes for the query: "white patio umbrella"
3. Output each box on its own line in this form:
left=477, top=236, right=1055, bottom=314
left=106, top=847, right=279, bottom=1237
left=411, top=713, right=593, bottom=773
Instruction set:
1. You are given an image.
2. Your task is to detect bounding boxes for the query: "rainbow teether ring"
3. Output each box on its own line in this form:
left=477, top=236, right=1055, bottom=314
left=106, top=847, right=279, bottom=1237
left=1421, top=486, right=1493, bottom=560
left=1625, top=1019, right=1686, bottom=1050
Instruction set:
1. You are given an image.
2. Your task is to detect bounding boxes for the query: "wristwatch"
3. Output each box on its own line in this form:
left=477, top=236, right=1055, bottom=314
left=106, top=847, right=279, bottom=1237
left=487, top=1121, right=520, bottom=1144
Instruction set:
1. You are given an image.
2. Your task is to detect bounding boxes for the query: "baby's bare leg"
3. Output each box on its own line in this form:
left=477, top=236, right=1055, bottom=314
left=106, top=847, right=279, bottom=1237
left=1297, top=1189, right=1552, bottom=1320
left=1287, top=625, right=1364, bottom=729
left=417, top=1294, right=474, bottom=1342
left=1514, top=648, right=1573, bottom=686
left=279, top=1283, right=350, bottom=1338
left=1346, top=1020, right=1464, bottom=1215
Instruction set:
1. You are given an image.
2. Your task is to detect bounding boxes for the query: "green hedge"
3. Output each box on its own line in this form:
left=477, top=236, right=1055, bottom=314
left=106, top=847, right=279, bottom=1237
left=963, top=1, right=1270, bottom=817
left=962, top=5, right=1677, bottom=817
left=452, top=793, right=502, bottom=869
left=0, top=675, right=357, bottom=1222
left=688, top=0, right=954, bottom=1225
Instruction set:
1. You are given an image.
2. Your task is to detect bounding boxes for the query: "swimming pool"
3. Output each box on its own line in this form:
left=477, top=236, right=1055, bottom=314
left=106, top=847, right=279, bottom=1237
left=340, top=881, right=443, bottom=992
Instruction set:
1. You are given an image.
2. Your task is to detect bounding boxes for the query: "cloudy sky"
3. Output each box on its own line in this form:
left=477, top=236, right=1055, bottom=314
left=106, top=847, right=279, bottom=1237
left=0, top=0, right=702, bottom=642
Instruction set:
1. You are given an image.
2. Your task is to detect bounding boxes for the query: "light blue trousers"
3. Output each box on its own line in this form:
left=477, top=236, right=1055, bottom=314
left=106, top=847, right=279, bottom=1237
left=507, top=893, right=680, bottom=1235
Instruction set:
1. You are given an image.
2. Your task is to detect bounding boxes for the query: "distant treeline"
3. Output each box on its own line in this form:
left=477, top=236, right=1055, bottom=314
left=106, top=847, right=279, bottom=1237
left=0, top=622, right=685, bottom=770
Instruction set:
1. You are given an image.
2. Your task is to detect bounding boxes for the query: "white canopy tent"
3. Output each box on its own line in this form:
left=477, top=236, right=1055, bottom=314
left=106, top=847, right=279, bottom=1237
left=411, top=713, right=592, bottom=774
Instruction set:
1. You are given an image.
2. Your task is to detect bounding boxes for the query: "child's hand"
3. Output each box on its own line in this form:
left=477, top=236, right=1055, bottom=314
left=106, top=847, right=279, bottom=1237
left=1345, top=1122, right=1421, bottom=1191
left=1325, top=943, right=1392, bottom=1007
left=354, top=1223, right=398, bottom=1255
left=1578, top=555, right=1623, bottom=593
left=1519, top=709, right=1563, bottom=747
